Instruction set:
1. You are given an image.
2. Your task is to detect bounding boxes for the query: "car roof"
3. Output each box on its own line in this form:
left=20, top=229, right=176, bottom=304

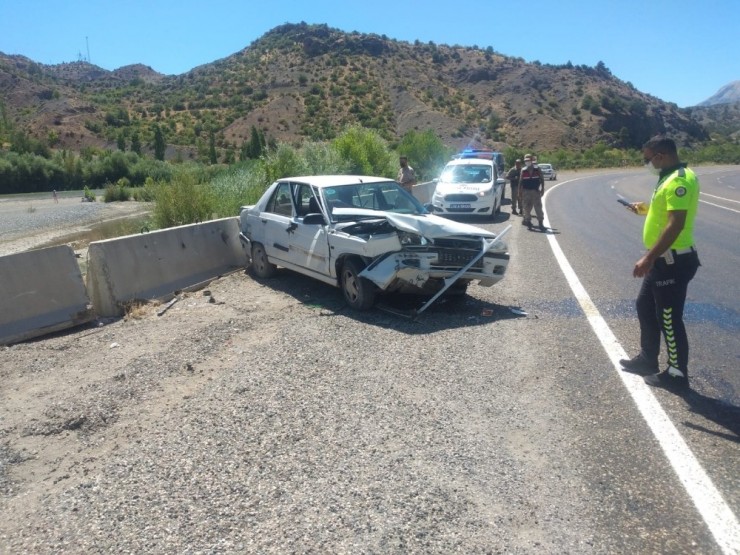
left=276, top=175, right=394, bottom=187
left=444, top=158, right=494, bottom=166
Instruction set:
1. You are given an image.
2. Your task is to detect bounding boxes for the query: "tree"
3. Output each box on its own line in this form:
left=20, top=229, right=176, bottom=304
left=130, top=131, right=142, bottom=155
left=396, top=130, right=450, bottom=181
left=331, top=125, right=394, bottom=177
left=153, top=124, right=165, bottom=161
left=208, top=130, right=217, bottom=165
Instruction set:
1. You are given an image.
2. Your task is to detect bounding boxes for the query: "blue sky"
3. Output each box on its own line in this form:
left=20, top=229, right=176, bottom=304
left=1, top=0, right=738, bottom=108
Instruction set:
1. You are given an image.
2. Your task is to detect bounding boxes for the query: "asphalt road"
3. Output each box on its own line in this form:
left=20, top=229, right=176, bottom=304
left=527, top=166, right=739, bottom=554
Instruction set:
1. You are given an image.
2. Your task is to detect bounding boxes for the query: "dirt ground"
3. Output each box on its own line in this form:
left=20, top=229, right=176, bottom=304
left=0, top=197, right=297, bottom=548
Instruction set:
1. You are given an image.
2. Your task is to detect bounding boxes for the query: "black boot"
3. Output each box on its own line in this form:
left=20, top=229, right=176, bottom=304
left=619, top=353, right=659, bottom=376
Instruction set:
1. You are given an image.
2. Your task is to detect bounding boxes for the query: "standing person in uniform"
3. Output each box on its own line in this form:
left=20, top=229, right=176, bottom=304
left=506, top=159, right=522, bottom=215
left=518, top=154, right=545, bottom=230
left=397, top=156, right=417, bottom=194
left=619, top=136, right=701, bottom=392
left=52, top=189, right=58, bottom=203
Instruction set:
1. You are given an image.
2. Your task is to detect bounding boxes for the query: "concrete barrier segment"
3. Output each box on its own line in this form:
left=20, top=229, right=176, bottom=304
left=0, top=245, right=94, bottom=345
left=86, top=217, right=247, bottom=317
left=412, top=180, right=436, bottom=204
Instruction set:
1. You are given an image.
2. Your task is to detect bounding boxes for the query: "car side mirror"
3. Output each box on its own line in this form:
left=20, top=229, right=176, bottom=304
left=303, top=213, right=326, bottom=225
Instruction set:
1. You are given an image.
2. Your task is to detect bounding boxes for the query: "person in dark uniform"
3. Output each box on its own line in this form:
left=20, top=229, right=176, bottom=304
left=518, top=154, right=545, bottom=230
left=619, top=136, right=701, bottom=392
left=506, top=159, right=522, bottom=215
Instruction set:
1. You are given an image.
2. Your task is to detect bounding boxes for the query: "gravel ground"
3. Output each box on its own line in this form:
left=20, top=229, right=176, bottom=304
left=1, top=267, right=603, bottom=553
left=0, top=185, right=677, bottom=553
left=0, top=195, right=150, bottom=256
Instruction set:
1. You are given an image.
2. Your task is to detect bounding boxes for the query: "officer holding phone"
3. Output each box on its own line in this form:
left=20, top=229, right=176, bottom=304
left=619, top=136, right=700, bottom=392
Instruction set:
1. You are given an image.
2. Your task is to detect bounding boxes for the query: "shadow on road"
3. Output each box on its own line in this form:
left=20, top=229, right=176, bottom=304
left=682, top=391, right=740, bottom=443
left=247, top=268, right=526, bottom=334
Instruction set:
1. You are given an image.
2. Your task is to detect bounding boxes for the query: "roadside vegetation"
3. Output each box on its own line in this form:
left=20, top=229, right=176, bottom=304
left=1, top=124, right=738, bottom=229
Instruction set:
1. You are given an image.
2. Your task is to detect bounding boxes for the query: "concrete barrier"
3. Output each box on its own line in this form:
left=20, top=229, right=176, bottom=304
left=86, top=217, right=247, bottom=317
left=412, top=180, right=436, bottom=204
left=0, top=245, right=94, bottom=345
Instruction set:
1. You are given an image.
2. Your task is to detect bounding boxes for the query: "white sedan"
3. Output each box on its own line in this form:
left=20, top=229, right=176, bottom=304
left=538, top=163, right=557, bottom=180
left=431, top=158, right=505, bottom=218
left=239, top=175, right=510, bottom=312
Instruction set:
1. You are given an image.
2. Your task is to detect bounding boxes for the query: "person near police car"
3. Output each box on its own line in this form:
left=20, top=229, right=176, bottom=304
left=518, top=154, right=546, bottom=230
left=506, top=159, right=522, bottom=215
left=397, top=156, right=417, bottom=194
left=619, top=136, right=700, bottom=392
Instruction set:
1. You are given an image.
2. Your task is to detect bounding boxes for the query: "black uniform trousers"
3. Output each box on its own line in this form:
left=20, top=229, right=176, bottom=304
left=636, top=250, right=700, bottom=373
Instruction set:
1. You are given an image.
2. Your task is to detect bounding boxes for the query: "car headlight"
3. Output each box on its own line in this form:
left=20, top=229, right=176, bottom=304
left=398, top=232, right=427, bottom=246
left=478, top=187, right=493, bottom=196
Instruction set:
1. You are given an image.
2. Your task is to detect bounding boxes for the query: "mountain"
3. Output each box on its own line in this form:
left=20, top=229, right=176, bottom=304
left=697, top=81, right=740, bottom=106
left=0, top=23, right=714, bottom=160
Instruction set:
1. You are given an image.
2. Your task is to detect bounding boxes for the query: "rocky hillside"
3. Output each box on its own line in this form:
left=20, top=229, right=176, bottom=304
left=0, top=23, right=716, bottom=159
left=697, top=81, right=740, bottom=106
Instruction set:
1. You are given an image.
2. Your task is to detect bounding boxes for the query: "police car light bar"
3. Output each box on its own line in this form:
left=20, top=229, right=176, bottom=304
left=452, top=148, right=496, bottom=160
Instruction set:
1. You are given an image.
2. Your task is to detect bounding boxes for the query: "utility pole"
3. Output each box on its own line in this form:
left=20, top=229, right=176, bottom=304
left=86, top=36, right=90, bottom=64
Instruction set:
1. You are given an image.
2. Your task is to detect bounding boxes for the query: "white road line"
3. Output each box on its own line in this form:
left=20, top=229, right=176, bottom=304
left=701, top=192, right=740, bottom=204
left=700, top=200, right=740, bottom=214
left=543, top=177, right=740, bottom=555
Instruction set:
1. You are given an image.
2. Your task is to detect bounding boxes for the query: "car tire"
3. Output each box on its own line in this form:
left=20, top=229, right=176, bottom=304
left=341, top=258, right=376, bottom=310
left=250, top=243, right=276, bottom=279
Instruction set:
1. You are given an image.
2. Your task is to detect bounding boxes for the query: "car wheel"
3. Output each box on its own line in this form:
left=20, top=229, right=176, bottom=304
left=341, top=258, right=376, bottom=310
left=250, top=243, right=276, bottom=279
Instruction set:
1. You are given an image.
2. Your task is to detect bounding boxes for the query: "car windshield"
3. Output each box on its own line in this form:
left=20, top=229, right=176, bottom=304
left=321, top=181, right=427, bottom=221
left=440, top=164, right=492, bottom=184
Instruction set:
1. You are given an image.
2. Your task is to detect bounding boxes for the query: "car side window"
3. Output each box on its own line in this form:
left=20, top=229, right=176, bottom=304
left=266, top=183, right=293, bottom=216
left=295, top=184, right=319, bottom=217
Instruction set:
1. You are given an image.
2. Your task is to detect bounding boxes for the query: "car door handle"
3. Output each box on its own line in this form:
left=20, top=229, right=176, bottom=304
left=286, top=222, right=297, bottom=233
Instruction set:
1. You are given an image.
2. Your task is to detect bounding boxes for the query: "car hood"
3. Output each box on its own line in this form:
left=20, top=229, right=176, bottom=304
left=435, top=180, right=492, bottom=194
left=332, top=208, right=497, bottom=239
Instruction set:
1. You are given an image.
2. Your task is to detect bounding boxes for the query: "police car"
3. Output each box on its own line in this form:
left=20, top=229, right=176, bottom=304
left=430, top=149, right=505, bottom=218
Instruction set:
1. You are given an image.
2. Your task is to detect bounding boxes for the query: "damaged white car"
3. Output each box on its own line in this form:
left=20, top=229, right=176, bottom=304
left=239, top=175, right=510, bottom=313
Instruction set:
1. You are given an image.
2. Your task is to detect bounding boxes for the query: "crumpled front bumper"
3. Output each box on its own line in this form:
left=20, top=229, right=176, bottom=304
left=359, top=225, right=511, bottom=292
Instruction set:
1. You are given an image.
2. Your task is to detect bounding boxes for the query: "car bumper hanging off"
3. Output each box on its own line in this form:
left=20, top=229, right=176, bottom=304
left=413, top=224, right=511, bottom=317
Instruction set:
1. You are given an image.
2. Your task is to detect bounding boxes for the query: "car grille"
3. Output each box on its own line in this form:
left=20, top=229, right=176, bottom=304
left=444, top=194, right=478, bottom=202
left=434, top=248, right=484, bottom=269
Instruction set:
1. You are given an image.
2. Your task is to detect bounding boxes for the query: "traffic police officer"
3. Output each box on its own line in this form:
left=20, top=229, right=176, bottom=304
left=620, top=136, right=700, bottom=391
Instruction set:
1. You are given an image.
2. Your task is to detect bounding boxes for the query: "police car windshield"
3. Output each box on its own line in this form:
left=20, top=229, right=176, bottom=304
left=441, top=165, right=492, bottom=184
left=321, top=181, right=427, bottom=221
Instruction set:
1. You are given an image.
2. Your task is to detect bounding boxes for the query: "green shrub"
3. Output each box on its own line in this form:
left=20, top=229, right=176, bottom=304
left=152, top=173, right=214, bottom=228
left=130, top=186, right=156, bottom=202
left=210, top=164, right=268, bottom=218
left=83, top=185, right=96, bottom=202
left=103, top=180, right=131, bottom=202
left=331, top=125, right=394, bottom=177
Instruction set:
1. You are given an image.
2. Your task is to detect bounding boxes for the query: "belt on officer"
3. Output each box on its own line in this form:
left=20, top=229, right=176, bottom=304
left=659, top=245, right=696, bottom=264
left=671, top=246, right=696, bottom=255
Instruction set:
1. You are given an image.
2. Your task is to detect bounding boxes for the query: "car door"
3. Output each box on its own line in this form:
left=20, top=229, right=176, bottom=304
left=255, top=181, right=294, bottom=266
left=285, top=184, right=331, bottom=276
